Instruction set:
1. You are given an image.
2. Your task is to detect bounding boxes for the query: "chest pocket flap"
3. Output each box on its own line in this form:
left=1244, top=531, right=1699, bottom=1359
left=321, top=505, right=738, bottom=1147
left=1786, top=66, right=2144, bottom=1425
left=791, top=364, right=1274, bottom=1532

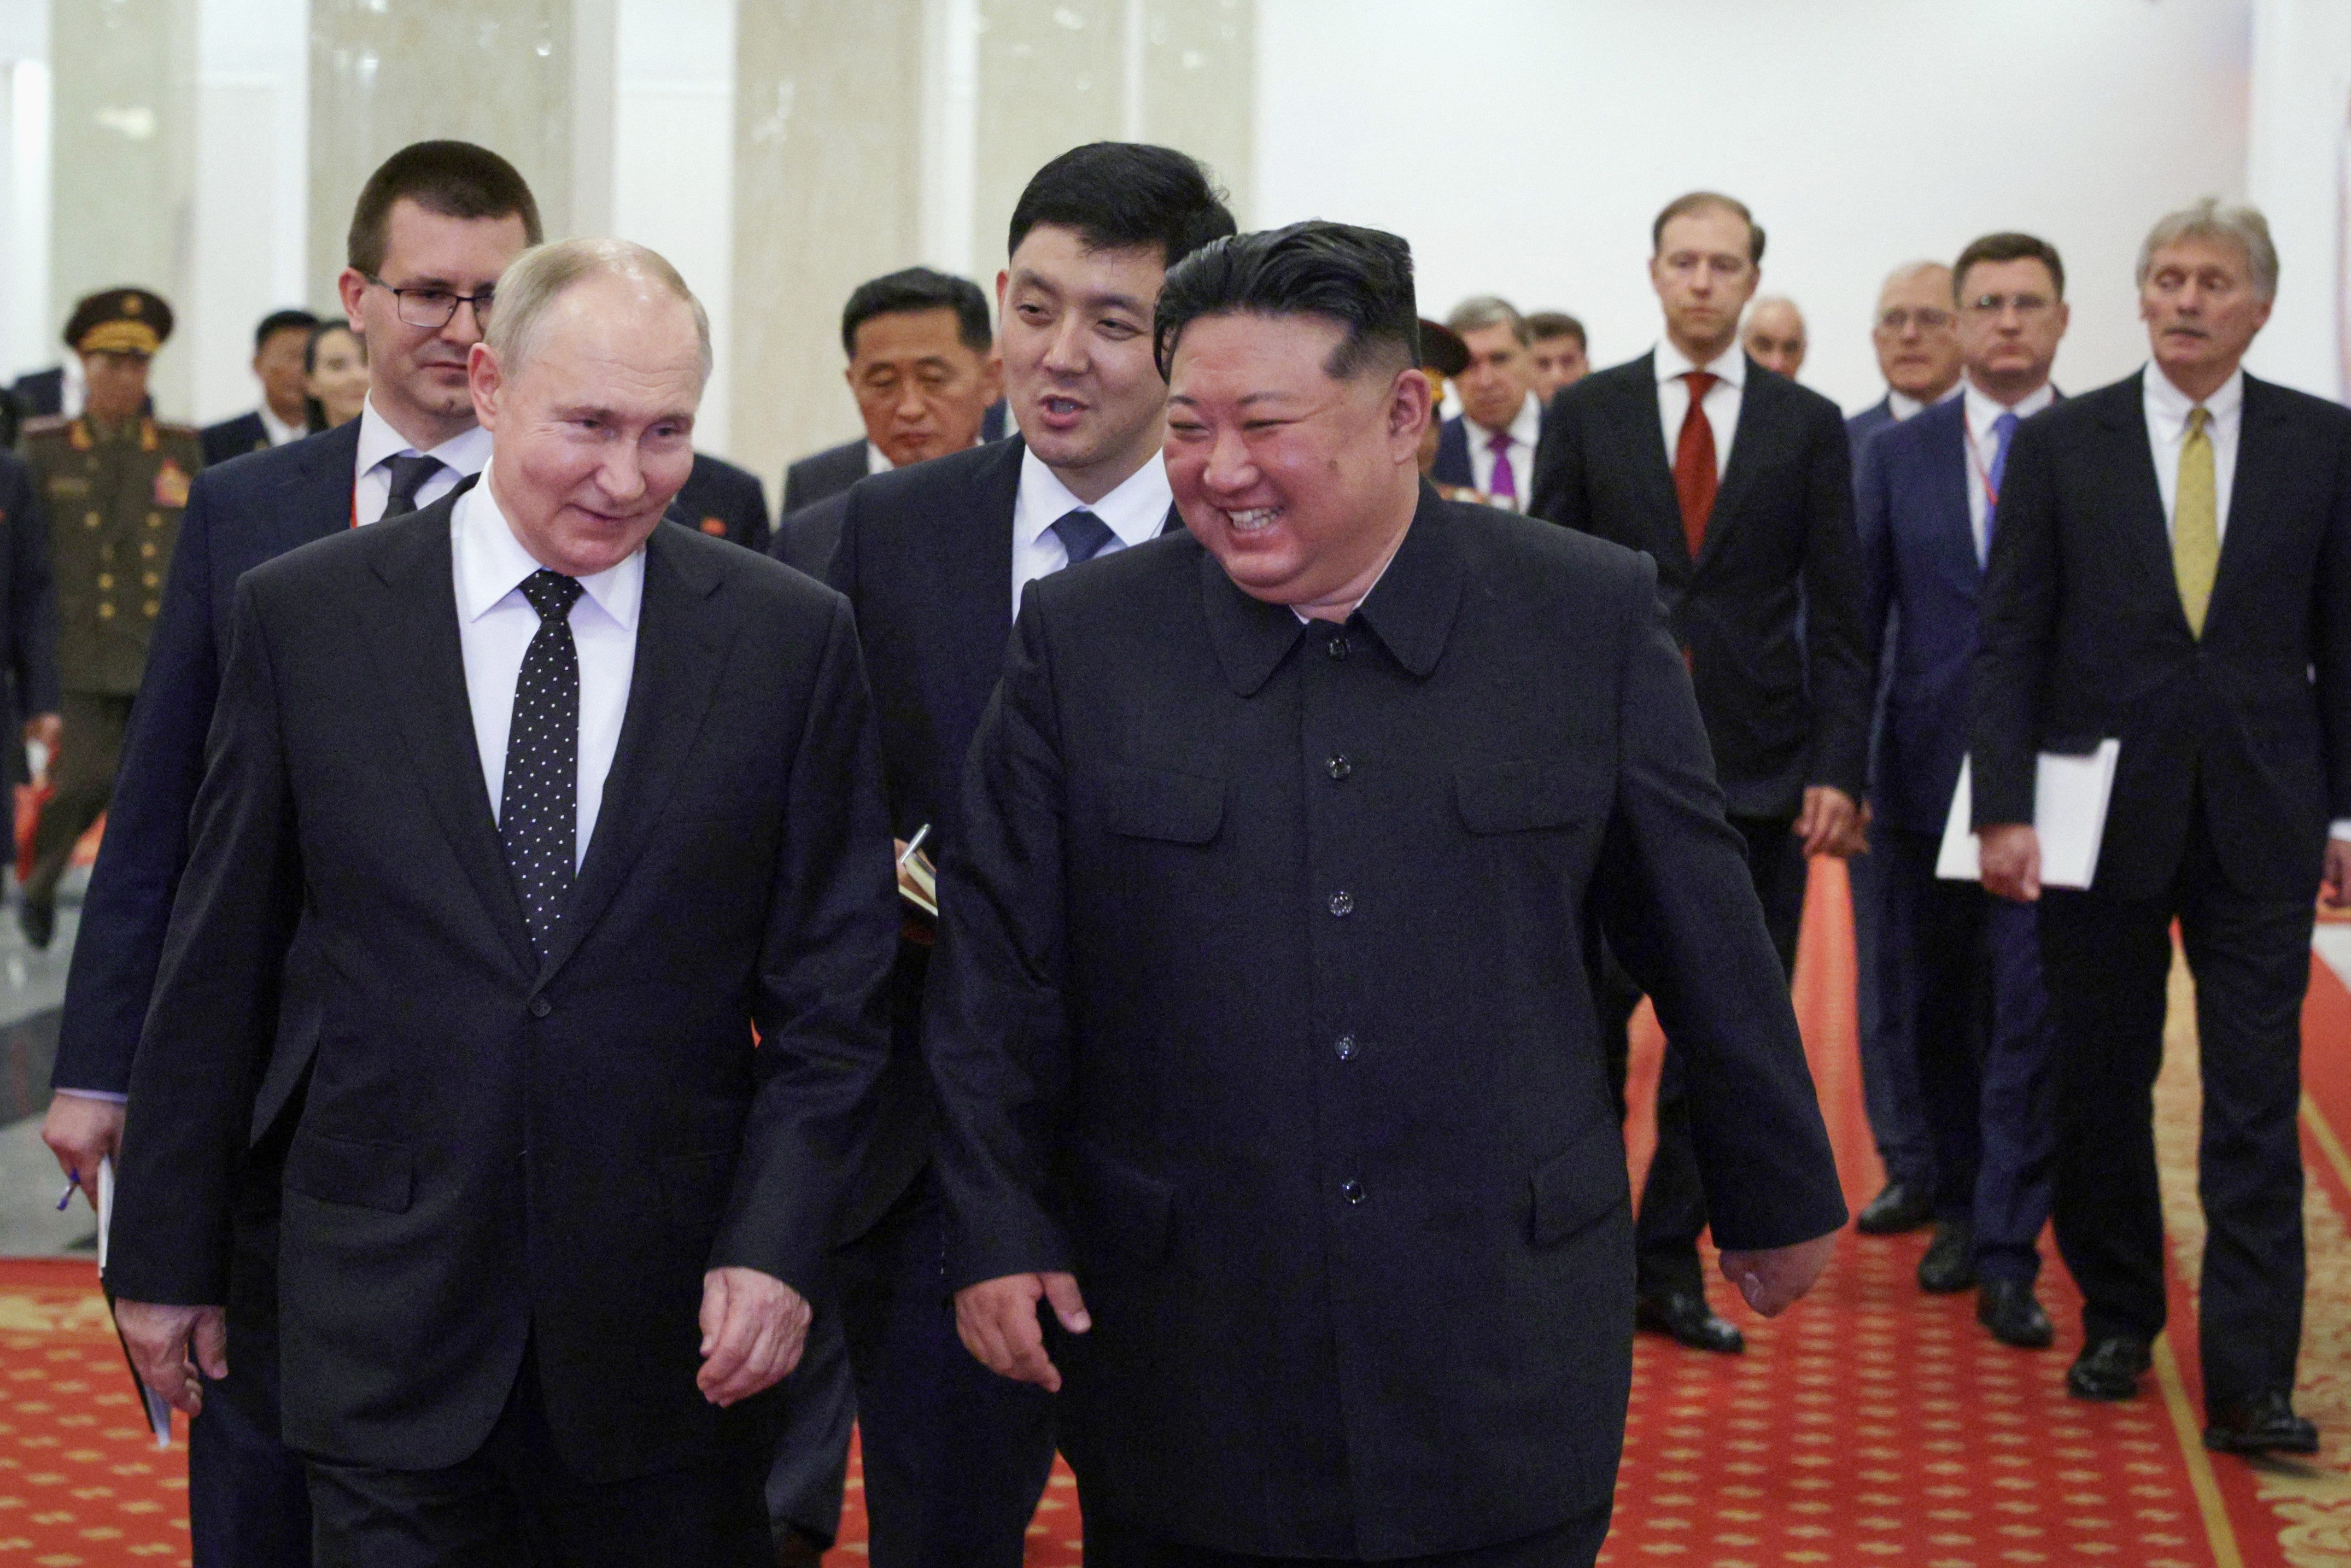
left=1456, top=758, right=1599, bottom=835
left=1098, top=763, right=1224, bottom=845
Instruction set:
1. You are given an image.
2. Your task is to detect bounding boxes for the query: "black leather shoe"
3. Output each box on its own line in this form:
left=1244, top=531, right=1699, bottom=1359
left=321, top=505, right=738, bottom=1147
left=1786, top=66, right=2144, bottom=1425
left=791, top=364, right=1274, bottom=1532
left=1917, top=1221, right=1978, bottom=1292
left=1635, top=1290, right=1745, bottom=1354
left=2067, top=1335, right=2153, bottom=1401
left=17, top=896, right=52, bottom=951
left=1976, top=1278, right=2054, bottom=1348
left=774, top=1525, right=829, bottom=1568
left=1856, top=1179, right=1934, bottom=1234
left=2204, top=1391, right=2319, bottom=1455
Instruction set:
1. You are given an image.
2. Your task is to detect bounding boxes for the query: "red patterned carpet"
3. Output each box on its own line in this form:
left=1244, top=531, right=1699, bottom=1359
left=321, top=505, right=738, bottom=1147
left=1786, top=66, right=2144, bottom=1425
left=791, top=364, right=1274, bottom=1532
left=8, top=864, right=2351, bottom=1566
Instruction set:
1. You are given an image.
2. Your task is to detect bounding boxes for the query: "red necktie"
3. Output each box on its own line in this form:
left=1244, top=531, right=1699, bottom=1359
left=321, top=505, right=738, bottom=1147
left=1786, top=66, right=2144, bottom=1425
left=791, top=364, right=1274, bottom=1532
left=1674, top=370, right=1719, bottom=560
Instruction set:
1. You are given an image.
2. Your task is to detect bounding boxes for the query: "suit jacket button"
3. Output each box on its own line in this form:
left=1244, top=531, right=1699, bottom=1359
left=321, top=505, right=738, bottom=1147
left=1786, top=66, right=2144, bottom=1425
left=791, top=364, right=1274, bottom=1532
left=1328, top=891, right=1354, bottom=917
left=1327, top=754, right=1352, bottom=781
left=529, top=996, right=551, bottom=1019
left=1325, top=634, right=1348, bottom=660
left=1340, top=1179, right=1365, bottom=1204
left=1334, top=1034, right=1356, bottom=1061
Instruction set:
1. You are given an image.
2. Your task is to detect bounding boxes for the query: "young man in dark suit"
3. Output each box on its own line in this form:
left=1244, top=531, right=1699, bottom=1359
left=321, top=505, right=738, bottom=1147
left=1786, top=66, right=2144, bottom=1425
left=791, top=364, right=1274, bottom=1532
left=108, top=238, right=901, bottom=1566
left=1530, top=190, right=1869, bottom=1356
left=934, top=219, right=1843, bottom=1568
left=1858, top=232, right=2070, bottom=1348
left=39, top=139, right=540, bottom=1568
left=822, top=142, right=1233, bottom=1567
left=0, top=449, right=61, bottom=793
left=200, top=309, right=321, bottom=465
left=1974, top=201, right=2351, bottom=1454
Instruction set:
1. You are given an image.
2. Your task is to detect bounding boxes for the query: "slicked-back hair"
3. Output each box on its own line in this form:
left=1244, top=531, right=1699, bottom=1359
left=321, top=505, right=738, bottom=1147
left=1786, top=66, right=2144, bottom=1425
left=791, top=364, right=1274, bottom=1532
left=486, top=238, right=712, bottom=383
left=347, top=140, right=542, bottom=276
left=1446, top=295, right=1529, bottom=347
left=1007, top=142, right=1237, bottom=271
left=840, top=267, right=992, bottom=360
left=1527, top=310, right=1586, bottom=349
left=1652, top=191, right=1765, bottom=266
left=1953, top=232, right=2066, bottom=302
left=2136, top=198, right=2279, bottom=301
left=255, top=308, right=320, bottom=351
left=1155, top=221, right=1418, bottom=385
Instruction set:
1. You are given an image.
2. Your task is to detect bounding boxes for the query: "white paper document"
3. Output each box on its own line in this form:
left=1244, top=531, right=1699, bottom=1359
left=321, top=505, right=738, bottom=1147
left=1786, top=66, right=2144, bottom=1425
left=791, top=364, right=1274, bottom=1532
left=1936, top=740, right=2121, bottom=890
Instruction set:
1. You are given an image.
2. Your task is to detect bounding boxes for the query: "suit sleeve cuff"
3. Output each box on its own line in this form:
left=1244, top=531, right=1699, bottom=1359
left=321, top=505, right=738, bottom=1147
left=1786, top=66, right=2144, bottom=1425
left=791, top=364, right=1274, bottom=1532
left=53, top=1086, right=128, bottom=1104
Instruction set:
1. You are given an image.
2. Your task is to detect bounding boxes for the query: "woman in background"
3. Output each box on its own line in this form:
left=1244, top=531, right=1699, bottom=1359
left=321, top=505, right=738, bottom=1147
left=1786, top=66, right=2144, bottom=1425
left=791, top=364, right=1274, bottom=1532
left=303, top=320, right=369, bottom=430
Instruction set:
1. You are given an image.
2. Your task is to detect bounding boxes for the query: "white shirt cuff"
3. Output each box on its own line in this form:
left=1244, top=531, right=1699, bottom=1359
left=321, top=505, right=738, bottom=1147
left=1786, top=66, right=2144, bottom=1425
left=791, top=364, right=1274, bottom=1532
left=2332, top=819, right=2351, bottom=844
left=53, top=1086, right=128, bottom=1104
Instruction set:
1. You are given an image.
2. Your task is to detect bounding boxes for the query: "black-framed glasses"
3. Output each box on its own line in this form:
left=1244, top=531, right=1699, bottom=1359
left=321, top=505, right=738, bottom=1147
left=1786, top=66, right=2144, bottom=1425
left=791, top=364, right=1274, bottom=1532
left=365, top=273, right=495, bottom=330
left=1962, top=292, right=2054, bottom=318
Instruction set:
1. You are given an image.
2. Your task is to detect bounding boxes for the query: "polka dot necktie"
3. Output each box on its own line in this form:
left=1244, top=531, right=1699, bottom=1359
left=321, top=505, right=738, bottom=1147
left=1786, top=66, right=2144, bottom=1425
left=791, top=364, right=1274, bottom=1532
left=501, top=569, right=586, bottom=959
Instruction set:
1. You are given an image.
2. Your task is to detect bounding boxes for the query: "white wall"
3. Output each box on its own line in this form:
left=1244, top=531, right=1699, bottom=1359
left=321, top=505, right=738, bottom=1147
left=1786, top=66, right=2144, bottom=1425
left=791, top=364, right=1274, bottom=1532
left=2247, top=0, right=2351, bottom=397
left=190, top=0, right=308, bottom=424
left=1256, top=0, right=2256, bottom=412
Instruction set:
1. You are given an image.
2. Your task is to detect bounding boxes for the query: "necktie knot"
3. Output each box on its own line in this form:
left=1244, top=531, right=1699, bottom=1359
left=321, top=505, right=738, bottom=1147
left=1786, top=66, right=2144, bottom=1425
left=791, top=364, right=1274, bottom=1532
left=381, top=453, right=445, bottom=519
left=1992, top=410, right=2019, bottom=440
left=1486, top=428, right=1513, bottom=455
left=520, top=568, right=584, bottom=625
left=2187, top=406, right=2212, bottom=438
left=1049, top=507, right=1117, bottom=567
left=1682, top=370, right=1719, bottom=400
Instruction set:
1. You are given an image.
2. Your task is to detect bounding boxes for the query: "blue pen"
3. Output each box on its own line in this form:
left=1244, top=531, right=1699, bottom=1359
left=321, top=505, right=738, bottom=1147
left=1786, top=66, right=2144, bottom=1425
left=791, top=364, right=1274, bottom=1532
left=55, top=1167, right=79, bottom=1210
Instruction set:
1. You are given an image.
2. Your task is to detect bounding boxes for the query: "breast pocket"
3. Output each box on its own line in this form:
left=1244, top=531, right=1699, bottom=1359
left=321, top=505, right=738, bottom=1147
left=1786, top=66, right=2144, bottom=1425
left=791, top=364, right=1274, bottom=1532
left=1097, top=763, right=1224, bottom=845
left=1454, top=758, right=1603, bottom=835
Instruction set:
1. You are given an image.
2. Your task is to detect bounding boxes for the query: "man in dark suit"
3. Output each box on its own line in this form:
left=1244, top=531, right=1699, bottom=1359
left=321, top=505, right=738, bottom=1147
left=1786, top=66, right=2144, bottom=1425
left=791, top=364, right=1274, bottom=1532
left=1976, top=202, right=2351, bottom=1453
left=39, top=139, right=540, bottom=1568
left=200, top=309, right=321, bottom=465
left=823, top=142, right=1232, bottom=1566
left=1430, top=295, right=1539, bottom=508
left=1859, top=232, right=2069, bottom=1349
left=8, top=364, right=67, bottom=421
left=1531, top=190, right=1869, bottom=1355
left=0, top=448, right=61, bottom=792
left=935, top=219, right=1844, bottom=1568
left=777, top=267, right=1006, bottom=517
left=108, top=237, right=900, bottom=1565
left=675, top=450, right=772, bottom=552
left=1845, top=259, right=1963, bottom=1241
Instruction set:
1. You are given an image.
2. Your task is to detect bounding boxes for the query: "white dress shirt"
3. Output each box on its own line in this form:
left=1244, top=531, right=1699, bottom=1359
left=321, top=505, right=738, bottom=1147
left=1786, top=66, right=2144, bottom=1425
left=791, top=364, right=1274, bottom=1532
left=354, top=398, right=493, bottom=525
left=1885, top=383, right=1961, bottom=423
left=2145, top=363, right=2242, bottom=546
left=1010, top=446, right=1173, bottom=606
left=1655, top=341, right=1746, bottom=479
left=258, top=402, right=306, bottom=449
left=1961, top=379, right=2055, bottom=565
left=1463, top=392, right=1542, bottom=511
left=454, top=470, right=644, bottom=870
left=865, top=440, right=894, bottom=478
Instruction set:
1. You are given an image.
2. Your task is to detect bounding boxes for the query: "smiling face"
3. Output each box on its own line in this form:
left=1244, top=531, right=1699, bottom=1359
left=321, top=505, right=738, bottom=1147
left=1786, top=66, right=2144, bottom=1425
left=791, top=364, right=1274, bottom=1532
left=2139, top=235, right=2272, bottom=399
left=1651, top=204, right=1760, bottom=363
left=305, top=325, right=371, bottom=428
left=996, top=224, right=1171, bottom=502
left=1163, top=312, right=1428, bottom=621
left=469, top=272, right=703, bottom=577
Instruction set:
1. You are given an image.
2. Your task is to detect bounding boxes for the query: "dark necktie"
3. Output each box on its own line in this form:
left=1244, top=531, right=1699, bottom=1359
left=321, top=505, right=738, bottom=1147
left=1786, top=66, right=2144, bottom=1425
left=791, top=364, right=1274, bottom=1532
left=381, top=453, right=445, bottom=520
left=1672, top=371, right=1719, bottom=560
left=501, top=569, right=586, bottom=959
left=1049, top=507, right=1117, bottom=567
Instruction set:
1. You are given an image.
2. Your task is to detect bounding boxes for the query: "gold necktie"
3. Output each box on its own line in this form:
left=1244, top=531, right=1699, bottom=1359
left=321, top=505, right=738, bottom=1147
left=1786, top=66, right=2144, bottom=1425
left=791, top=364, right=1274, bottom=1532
left=2173, top=405, right=2218, bottom=637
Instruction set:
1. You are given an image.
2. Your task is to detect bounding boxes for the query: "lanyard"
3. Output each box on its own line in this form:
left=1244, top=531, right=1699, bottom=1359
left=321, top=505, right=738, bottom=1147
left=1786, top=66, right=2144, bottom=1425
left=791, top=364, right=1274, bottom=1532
left=1960, top=406, right=2002, bottom=514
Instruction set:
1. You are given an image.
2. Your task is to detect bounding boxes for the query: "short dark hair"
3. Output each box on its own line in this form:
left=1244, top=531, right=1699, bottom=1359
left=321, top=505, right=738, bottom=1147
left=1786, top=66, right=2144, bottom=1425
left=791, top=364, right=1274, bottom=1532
left=1526, top=310, right=1586, bottom=350
left=255, top=308, right=319, bottom=351
left=347, top=141, right=543, bottom=276
left=1155, top=221, right=1418, bottom=384
left=1652, top=191, right=1765, bottom=266
left=1007, top=142, right=1236, bottom=271
left=839, top=267, right=992, bottom=360
left=303, top=319, right=364, bottom=375
left=1953, top=231, right=2066, bottom=302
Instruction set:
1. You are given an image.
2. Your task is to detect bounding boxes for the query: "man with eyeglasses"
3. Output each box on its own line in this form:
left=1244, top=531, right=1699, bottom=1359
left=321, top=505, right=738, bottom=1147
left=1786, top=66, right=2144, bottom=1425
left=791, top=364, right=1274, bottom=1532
left=1850, top=263, right=1963, bottom=454
left=1531, top=190, right=1868, bottom=1358
left=1857, top=232, right=2068, bottom=1351
left=39, top=139, right=539, bottom=1568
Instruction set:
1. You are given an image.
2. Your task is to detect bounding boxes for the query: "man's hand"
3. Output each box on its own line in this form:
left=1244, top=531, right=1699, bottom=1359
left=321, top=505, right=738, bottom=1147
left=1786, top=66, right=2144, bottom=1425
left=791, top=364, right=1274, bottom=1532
left=954, top=1271, right=1091, bottom=1394
left=1836, top=799, right=1874, bottom=859
left=1717, top=1232, right=1837, bottom=1317
left=1979, top=823, right=2041, bottom=903
left=1793, top=786, right=1859, bottom=859
left=41, top=1093, right=125, bottom=1210
left=697, top=1267, right=810, bottom=1407
left=115, top=1299, right=227, bottom=1416
left=2324, top=838, right=2351, bottom=911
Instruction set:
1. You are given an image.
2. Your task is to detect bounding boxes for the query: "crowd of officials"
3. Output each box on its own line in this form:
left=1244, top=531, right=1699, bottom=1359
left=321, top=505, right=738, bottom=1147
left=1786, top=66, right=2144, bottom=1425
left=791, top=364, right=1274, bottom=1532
left=4, top=132, right=2346, bottom=1568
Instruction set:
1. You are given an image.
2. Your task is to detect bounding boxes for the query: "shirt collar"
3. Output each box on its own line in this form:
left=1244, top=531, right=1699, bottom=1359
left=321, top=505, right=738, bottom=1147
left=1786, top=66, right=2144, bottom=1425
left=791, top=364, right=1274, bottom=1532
left=258, top=403, right=305, bottom=447
left=453, top=460, right=646, bottom=631
left=1466, top=391, right=1542, bottom=448
left=2144, top=361, right=2244, bottom=436
left=1015, top=444, right=1174, bottom=549
left=1962, top=378, right=2055, bottom=431
left=865, top=440, right=894, bottom=477
left=1656, top=339, right=1745, bottom=388
left=356, top=396, right=494, bottom=480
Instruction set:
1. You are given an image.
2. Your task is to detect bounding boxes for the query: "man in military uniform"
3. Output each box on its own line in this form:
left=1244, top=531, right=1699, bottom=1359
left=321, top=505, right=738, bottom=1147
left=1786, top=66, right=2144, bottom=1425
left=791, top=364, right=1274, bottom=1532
left=17, top=289, right=198, bottom=947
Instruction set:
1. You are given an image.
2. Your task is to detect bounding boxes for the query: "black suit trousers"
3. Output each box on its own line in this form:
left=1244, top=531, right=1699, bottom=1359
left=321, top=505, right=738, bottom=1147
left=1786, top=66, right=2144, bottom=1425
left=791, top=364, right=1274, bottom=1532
left=2038, top=797, right=2315, bottom=1409
left=1634, top=815, right=1807, bottom=1295
left=1081, top=1502, right=1612, bottom=1568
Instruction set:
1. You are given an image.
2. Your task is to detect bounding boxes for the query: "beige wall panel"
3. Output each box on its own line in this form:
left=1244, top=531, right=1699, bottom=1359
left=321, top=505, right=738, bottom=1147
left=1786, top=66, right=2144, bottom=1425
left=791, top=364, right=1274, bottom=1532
left=1139, top=0, right=1251, bottom=221
left=50, top=0, right=199, bottom=419
left=307, top=0, right=575, bottom=303
left=968, top=0, right=1121, bottom=273
left=729, top=0, right=924, bottom=494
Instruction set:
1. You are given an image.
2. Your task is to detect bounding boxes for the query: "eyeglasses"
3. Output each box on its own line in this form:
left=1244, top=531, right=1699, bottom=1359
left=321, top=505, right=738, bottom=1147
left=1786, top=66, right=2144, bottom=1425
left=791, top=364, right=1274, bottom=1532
left=1876, top=307, right=1954, bottom=333
left=1962, top=292, right=2054, bottom=318
left=365, top=274, right=495, bottom=330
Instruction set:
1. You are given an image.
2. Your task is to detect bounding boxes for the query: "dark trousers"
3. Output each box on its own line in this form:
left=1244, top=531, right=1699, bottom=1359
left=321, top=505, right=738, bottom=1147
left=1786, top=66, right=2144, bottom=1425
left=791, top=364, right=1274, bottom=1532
left=1849, top=834, right=1935, bottom=1192
left=1877, top=828, right=2056, bottom=1280
left=764, top=1305, right=853, bottom=1548
left=24, top=690, right=130, bottom=904
left=304, top=1349, right=771, bottom=1568
left=2037, top=804, right=2315, bottom=1411
left=1635, top=814, right=1806, bottom=1296
left=1083, top=1503, right=1613, bottom=1567
left=190, top=1381, right=312, bottom=1568
left=838, top=1169, right=1057, bottom=1568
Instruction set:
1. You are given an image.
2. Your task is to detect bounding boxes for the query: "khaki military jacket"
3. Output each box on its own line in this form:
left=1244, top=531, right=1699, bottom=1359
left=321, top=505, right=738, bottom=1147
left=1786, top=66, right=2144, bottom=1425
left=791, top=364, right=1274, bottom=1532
left=22, top=414, right=199, bottom=694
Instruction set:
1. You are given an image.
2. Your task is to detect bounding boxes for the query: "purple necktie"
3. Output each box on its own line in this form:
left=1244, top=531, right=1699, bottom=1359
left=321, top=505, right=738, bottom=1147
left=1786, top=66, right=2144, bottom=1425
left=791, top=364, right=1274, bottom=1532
left=1487, top=429, right=1518, bottom=507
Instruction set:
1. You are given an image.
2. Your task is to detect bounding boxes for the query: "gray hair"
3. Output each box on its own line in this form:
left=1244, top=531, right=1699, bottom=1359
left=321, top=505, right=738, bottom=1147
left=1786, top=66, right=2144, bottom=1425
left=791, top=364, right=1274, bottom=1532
left=1446, top=294, right=1530, bottom=348
left=486, top=237, right=714, bottom=382
left=2136, top=198, right=2279, bottom=301
left=1879, top=260, right=1951, bottom=296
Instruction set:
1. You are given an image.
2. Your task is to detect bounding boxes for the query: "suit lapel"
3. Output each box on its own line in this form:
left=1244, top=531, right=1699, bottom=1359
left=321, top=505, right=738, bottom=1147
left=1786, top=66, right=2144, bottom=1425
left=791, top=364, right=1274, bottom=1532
left=284, top=419, right=365, bottom=542
left=2094, top=375, right=2183, bottom=627
left=1926, top=407, right=1980, bottom=593
left=2211, top=375, right=2290, bottom=622
left=357, top=489, right=537, bottom=976
left=941, top=437, right=1024, bottom=633
left=1697, top=358, right=1770, bottom=571
left=1617, top=354, right=1689, bottom=566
